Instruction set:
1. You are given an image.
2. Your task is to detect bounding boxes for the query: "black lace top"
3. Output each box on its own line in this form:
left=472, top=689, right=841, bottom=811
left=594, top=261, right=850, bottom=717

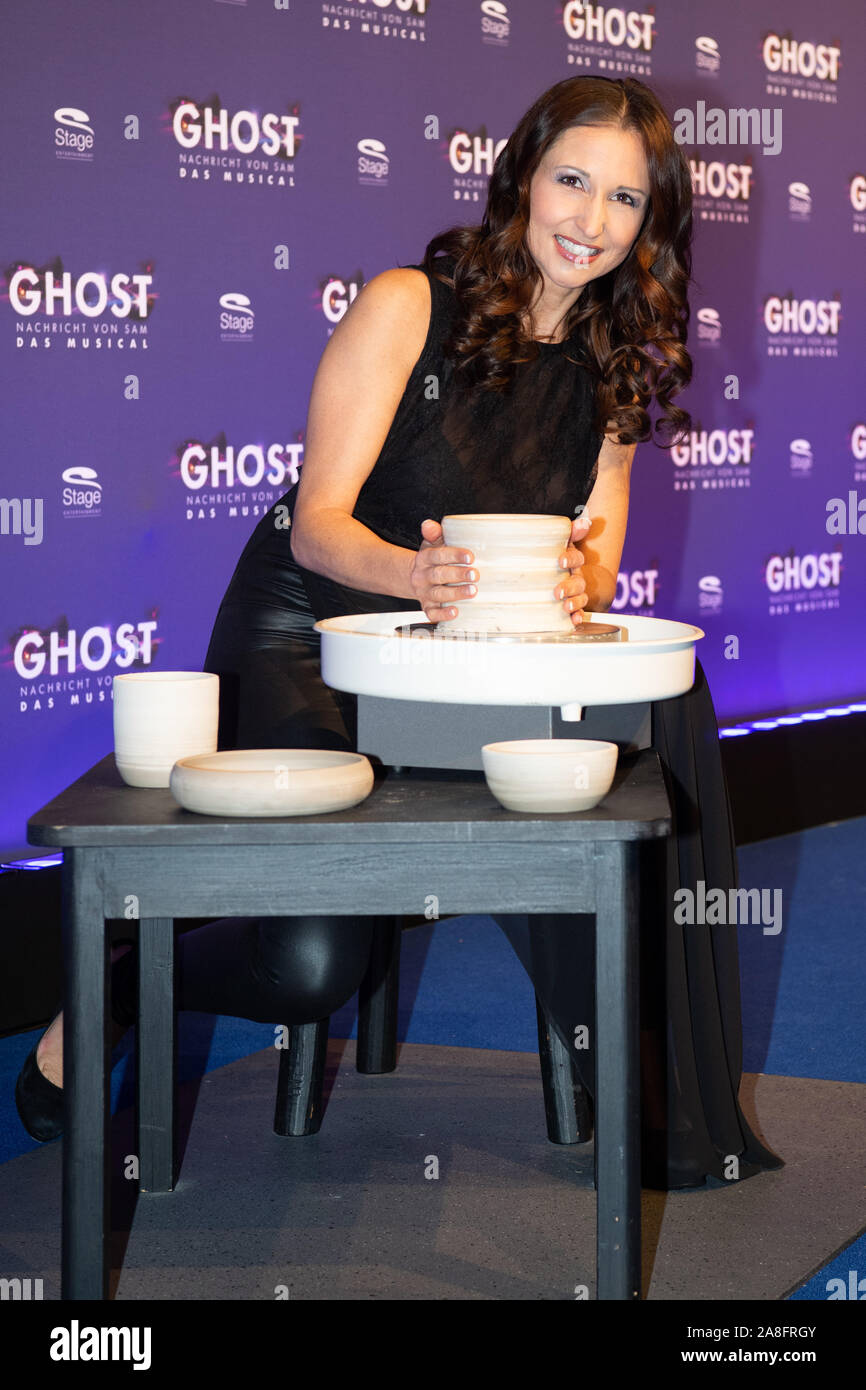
left=219, top=253, right=603, bottom=628
left=350, top=254, right=603, bottom=549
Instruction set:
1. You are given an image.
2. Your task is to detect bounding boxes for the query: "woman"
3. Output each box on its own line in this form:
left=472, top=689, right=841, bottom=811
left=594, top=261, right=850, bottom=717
left=18, top=74, right=783, bottom=1192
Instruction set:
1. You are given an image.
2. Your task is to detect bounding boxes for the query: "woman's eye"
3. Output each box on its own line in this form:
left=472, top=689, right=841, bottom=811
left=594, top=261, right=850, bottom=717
left=559, top=176, right=638, bottom=208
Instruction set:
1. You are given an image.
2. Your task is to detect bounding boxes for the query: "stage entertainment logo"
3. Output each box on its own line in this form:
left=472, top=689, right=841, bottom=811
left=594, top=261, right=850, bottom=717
left=480, top=1, right=510, bottom=47
left=789, top=439, right=813, bottom=480
left=762, top=31, right=841, bottom=104
left=169, top=96, right=301, bottom=191
left=698, top=575, right=723, bottom=614
left=4, top=258, right=154, bottom=352
left=219, top=292, right=254, bottom=342
left=763, top=294, right=840, bottom=358
left=788, top=180, right=811, bottom=222
left=694, top=36, right=720, bottom=78
left=672, top=427, right=754, bottom=492
left=173, top=432, right=303, bottom=521
left=9, top=613, right=161, bottom=715
left=695, top=307, right=722, bottom=349
left=357, top=138, right=389, bottom=187
left=54, top=107, right=94, bottom=162
left=764, top=548, right=842, bottom=617
left=321, top=0, right=428, bottom=43
left=561, top=2, right=655, bottom=75
left=448, top=124, right=507, bottom=203
left=61, top=466, right=103, bottom=519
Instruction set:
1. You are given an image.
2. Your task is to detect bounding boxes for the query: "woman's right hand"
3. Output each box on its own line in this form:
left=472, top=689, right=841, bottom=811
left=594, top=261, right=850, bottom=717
left=409, top=518, right=477, bottom=623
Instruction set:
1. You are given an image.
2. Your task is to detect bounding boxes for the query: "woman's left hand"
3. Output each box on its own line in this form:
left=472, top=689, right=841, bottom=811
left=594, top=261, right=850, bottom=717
left=556, top=511, right=592, bottom=626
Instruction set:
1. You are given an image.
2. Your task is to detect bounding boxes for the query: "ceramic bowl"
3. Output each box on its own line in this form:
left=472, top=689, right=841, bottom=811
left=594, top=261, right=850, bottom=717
left=437, top=513, right=574, bottom=635
left=481, top=739, right=619, bottom=813
left=169, top=749, right=375, bottom=817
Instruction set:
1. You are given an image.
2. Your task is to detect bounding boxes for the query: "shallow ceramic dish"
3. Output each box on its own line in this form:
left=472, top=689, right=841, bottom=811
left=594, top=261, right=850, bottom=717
left=437, top=513, right=574, bottom=635
left=169, top=749, right=374, bottom=817
left=481, top=739, right=619, bottom=813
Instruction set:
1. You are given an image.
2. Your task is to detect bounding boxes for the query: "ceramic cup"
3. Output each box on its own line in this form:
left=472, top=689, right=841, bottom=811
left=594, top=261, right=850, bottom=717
left=113, top=671, right=219, bottom=788
left=437, top=513, right=574, bottom=635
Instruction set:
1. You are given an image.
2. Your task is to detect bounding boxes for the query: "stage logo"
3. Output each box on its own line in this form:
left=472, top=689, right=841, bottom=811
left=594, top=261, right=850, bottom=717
left=480, top=0, right=510, bottom=47
left=10, top=613, right=160, bottom=713
left=671, top=427, right=754, bottom=492
left=611, top=567, right=659, bottom=613
left=357, top=138, right=389, bottom=187
left=448, top=126, right=507, bottom=202
left=762, top=32, right=841, bottom=104
left=170, top=96, right=301, bottom=191
left=173, top=433, right=304, bottom=520
left=788, top=180, right=811, bottom=222
left=789, top=439, right=813, bottom=480
left=5, top=258, right=154, bottom=351
left=321, top=0, right=428, bottom=42
left=561, top=2, right=654, bottom=75
left=763, top=295, right=841, bottom=358
left=698, top=575, right=723, bottom=614
left=694, top=36, right=720, bottom=77
left=219, top=292, right=254, bottom=343
left=687, top=157, right=752, bottom=226
left=764, top=549, right=841, bottom=617
left=695, top=307, right=721, bottom=348
left=62, top=466, right=103, bottom=519
left=54, top=107, right=94, bottom=162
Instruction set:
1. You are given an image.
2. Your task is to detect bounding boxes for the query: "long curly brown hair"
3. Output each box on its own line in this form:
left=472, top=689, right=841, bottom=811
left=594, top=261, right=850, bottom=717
left=421, top=75, right=694, bottom=448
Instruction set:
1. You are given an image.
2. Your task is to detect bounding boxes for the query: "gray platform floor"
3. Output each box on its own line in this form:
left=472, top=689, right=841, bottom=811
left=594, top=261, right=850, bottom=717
left=2, top=1040, right=863, bottom=1300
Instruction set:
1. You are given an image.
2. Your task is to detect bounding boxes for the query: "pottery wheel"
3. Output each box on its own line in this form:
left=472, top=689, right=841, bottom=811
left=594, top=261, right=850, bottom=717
left=395, top=621, right=624, bottom=643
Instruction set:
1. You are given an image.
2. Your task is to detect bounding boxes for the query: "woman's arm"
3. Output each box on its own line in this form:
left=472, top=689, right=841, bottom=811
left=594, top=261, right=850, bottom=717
left=559, top=434, right=635, bottom=616
left=290, top=268, right=478, bottom=619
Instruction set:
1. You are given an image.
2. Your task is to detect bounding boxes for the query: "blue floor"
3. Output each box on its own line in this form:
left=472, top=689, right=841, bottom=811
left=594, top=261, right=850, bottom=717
left=2, top=814, right=865, bottom=1299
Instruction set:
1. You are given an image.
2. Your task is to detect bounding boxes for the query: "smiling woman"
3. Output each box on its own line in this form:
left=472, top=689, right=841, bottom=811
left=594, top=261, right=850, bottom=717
left=18, top=75, right=783, bottom=1198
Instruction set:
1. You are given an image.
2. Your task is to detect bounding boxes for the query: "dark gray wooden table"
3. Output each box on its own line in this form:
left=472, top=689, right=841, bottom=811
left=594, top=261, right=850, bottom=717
left=27, top=750, right=672, bottom=1302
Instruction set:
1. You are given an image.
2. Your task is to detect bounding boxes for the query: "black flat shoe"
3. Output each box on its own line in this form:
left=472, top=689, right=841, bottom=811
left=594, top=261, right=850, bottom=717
left=15, top=1033, right=64, bottom=1143
left=14, top=948, right=138, bottom=1144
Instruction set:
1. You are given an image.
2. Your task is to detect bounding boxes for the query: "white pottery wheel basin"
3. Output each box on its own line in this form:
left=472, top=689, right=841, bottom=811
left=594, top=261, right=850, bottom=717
left=170, top=749, right=375, bottom=817
left=315, top=611, right=704, bottom=712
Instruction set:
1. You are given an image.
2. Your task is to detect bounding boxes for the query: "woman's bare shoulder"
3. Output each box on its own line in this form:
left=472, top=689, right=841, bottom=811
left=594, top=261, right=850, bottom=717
left=336, top=266, right=432, bottom=376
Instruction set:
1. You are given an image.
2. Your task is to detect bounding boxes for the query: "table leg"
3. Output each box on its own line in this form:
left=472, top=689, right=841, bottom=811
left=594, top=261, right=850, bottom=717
left=137, top=918, right=176, bottom=1192
left=357, top=916, right=402, bottom=1074
left=593, top=840, right=641, bottom=1300
left=535, top=994, right=593, bottom=1144
left=61, top=848, right=109, bottom=1300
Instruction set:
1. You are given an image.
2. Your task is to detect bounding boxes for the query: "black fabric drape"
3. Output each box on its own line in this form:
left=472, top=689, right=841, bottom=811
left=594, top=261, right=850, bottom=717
left=494, top=658, right=783, bottom=1190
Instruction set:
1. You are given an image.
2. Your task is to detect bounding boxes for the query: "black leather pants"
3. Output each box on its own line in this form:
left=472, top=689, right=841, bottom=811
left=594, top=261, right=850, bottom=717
left=159, top=538, right=371, bottom=1024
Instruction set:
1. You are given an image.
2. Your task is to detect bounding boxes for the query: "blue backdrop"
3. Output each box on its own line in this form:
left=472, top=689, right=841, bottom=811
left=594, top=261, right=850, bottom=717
left=2, top=0, right=864, bottom=854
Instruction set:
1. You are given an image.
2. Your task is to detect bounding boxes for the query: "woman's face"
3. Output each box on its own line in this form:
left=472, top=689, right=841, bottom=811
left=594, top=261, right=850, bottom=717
left=524, top=123, right=650, bottom=299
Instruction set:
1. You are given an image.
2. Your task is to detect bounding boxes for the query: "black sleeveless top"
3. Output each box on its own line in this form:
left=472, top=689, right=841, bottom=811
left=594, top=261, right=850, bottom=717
left=217, top=254, right=603, bottom=633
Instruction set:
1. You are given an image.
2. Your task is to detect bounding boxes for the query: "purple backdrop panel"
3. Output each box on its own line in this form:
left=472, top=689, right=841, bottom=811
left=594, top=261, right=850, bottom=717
left=1, top=0, right=863, bottom=853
